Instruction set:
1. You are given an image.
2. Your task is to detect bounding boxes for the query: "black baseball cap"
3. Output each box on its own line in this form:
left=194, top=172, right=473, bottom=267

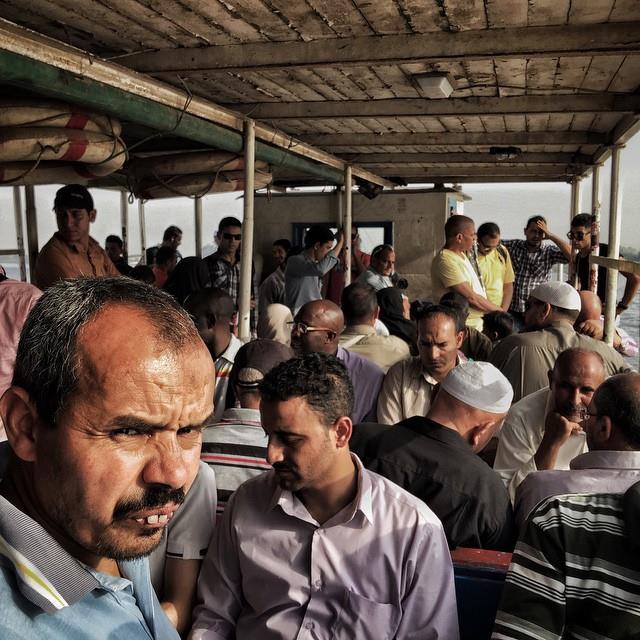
left=53, top=184, right=94, bottom=212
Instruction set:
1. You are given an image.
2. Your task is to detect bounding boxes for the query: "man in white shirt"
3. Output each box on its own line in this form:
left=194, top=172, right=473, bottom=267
left=191, top=353, right=458, bottom=640
left=494, top=347, right=606, bottom=501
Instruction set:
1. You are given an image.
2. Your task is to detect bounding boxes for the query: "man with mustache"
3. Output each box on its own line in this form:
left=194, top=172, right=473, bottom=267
left=191, top=353, right=458, bottom=640
left=0, top=277, right=215, bottom=639
left=494, top=347, right=606, bottom=501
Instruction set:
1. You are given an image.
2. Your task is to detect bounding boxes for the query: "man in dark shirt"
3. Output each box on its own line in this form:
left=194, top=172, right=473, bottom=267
left=353, top=361, right=516, bottom=551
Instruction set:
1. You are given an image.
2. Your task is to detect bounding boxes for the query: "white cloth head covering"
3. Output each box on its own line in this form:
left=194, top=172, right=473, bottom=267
left=530, top=281, right=581, bottom=312
left=441, top=361, right=513, bottom=414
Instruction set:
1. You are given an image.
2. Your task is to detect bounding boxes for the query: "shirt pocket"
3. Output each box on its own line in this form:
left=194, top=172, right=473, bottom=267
left=331, top=588, right=400, bottom=640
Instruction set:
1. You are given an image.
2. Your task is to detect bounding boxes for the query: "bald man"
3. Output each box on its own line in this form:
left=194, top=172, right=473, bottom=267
left=291, top=299, right=384, bottom=422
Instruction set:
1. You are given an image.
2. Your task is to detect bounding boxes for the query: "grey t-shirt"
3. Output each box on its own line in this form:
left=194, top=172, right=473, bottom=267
left=284, top=253, right=338, bottom=314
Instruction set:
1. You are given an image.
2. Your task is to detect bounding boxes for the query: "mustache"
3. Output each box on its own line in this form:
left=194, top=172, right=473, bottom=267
left=272, top=463, right=293, bottom=472
left=113, top=486, right=186, bottom=519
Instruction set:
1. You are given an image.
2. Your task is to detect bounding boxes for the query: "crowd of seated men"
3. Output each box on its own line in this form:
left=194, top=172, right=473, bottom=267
left=0, top=183, right=639, bottom=639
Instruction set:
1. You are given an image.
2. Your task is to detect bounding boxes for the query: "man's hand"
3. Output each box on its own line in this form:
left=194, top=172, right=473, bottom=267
left=576, top=318, right=604, bottom=340
left=535, top=219, right=551, bottom=239
left=534, top=411, right=583, bottom=470
left=352, top=233, right=361, bottom=253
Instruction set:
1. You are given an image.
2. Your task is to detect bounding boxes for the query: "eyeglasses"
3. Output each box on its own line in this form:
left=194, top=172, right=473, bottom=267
left=567, top=231, right=588, bottom=241
left=223, top=232, right=242, bottom=241
left=287, top=321, right=334, bottom=336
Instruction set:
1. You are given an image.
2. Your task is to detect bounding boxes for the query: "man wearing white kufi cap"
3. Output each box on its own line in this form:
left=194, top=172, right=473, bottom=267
left=489, top=280, right=625, bottom=403
left=354, top=361, right=517, bottom=551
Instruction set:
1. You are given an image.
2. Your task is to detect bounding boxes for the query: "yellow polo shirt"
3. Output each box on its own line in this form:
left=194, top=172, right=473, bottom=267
left=477, top=247, right=515, bottom=307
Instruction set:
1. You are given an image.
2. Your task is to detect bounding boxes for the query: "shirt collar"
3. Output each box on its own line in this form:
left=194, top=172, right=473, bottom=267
left=219, top=407, right=262, bottom=426
left=344, top=324, right=376, bottom=336
left=399, top=416, right=473, bottom=453
left=219, top=334, right=243, bottom=363
left=570, top=450, right=640, bottom=471
left=53, top=232, right=98, bottom=255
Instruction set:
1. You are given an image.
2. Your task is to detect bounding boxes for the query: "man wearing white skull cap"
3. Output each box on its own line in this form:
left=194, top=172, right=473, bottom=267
left=353, top=361, right=517, bottom=551
left=489, top=281, right=626, bottom=402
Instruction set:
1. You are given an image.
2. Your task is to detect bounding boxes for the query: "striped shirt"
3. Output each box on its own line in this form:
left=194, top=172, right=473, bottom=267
left=492, top=492, right=640, bottom=640
left=200, top=407, right=270, bottom=516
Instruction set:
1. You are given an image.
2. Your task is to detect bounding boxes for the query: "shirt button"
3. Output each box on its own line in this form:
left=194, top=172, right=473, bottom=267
left=305, top=621, right=314, bottom=630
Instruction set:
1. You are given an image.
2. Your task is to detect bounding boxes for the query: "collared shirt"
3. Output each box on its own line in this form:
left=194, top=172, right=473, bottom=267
left=191, top=455, right=459, bottom=640
left=431, top=248, right=487, bottom=330
left=339, top=324, right=410, bottom=372
left=376, top=355, right=463, bottom=425
left=493, top=386, right=588, bottom=502
left=502, top=239, right=568, bottom=313
left=213, top=334, right=243, bottom=422
left=200, top=407, right=270, bottom=516
left=514, top=450, right=640, bottom=529
left=0, top=494, right=178, bottom=640
left=285, top=252, right=338, bottom=314
left=0, top=279, right=41, bottom=396
left=489, top=320, right=626, bottom=403
left=258, top=267, right=286, bottom=310
left=204, top=251, right=258, bottom=333
left=336, top=346, right=385, bottom=423
left=35, top=232, right=120, bottom=290
left=477, top=246, right=515, bottom=307
left=492, top=492, right=640, bottom=640
left=355, top=417, right=516, bottom=551
left=356, top=267, right=393, bottom=291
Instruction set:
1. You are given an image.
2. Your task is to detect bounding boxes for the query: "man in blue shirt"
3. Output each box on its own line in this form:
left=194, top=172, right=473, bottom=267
left=0, top=277, right=215, bottom=639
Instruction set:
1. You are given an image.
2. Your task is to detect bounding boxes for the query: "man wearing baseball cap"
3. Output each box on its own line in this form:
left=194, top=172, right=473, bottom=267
left=35, top=184, right=119, bottom=290
left=355, top=361, right=516, bottom=550
left=490, top=280, right=625, bottom=402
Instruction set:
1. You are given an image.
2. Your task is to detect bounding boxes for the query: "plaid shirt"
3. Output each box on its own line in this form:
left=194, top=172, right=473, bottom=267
left=502, top=239, right=568, bottom=313
left=205, top=251, right=258, bottom=333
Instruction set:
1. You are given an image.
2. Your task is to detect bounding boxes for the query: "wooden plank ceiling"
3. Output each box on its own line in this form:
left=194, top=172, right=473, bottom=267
left=2, top=0, right=640, bottom=184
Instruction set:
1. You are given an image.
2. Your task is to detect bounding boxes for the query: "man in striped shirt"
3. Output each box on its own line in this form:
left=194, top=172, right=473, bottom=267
left=201, top=339, right=295, bottom=515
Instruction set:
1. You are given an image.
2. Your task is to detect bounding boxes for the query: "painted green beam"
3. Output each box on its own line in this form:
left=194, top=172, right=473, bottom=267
left=0, top=49, right=346, bottom=185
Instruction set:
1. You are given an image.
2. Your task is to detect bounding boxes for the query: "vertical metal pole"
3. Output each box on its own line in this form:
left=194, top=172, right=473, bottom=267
left=24, top=186, right=39, bottom=285
left=589, top=165, right=601, bottom=293
left=343, top=165, right=353, bottom=286
left=138, top=199, right=147, bottom=265
left=120, top=190, right=129, bottom=260
left=238, top=119, right=255, bottom=341
left=603, top=146, right=623, bottom=346
left=12, top=186, right=27, bottom=281
left=567, top=177, right=581, bottom=287
left=194, top=196, right=203, bottom=259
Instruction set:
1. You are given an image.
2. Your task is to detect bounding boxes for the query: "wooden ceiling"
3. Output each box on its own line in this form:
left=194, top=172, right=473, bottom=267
left=2, top=0, right=640, bottom=185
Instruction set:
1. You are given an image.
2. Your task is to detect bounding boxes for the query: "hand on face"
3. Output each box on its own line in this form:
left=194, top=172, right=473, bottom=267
left=543, top=411, right=584, bottom=448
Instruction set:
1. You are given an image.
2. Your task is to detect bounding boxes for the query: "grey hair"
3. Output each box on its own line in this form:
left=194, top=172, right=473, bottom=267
left=13, top=277, right=201, bottom=425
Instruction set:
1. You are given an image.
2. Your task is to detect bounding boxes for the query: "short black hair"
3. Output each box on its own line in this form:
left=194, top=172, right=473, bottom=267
left=218, top=217, right=242, bottom=231
left=482, top=311, right=514, bottom=341
left=156, top=246, right=177, bottom=267
left=105, top=235, right=123, bottom=248
left=184, top=287, right=235, bottom=324
left=477, top=222, right=500, bottom=239
left=571, top=213, right=594, bottom=229
left=526, top=215, right=546, bottom=228
left=444, top=215, right=474, bottom=239
left=273, top=238, right=292, bottom=253
left=259, top=353, right=354, bottom=425
left=304, top=225, right=335, bottom=249
left=414, top=303, right=460, bottom=331
left=439, top=291, right=470, bottom=332
left=595, top=373, right=640, bottom=448
left=163, top=225, right=182, bottom=241
left=341, top=283, right=377, bottom=324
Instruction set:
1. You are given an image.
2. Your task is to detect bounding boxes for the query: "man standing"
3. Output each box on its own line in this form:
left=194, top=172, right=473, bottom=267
left=192, top=353, right=459, bottom=640
left=258, top=239, right=291, bottom=310
left=146, top=225, right=183, bottom=265
left=184, top=288, right=242, bottom=421
left=357, top=362, right=516, bottom=551
left=205, top=217, right=258, bottom=334
left=494, top=348, right=606, bottom=501
left=0, top=277, right=214, bottom=639
left=502, top=215, right=571, bottom=325
left=105, top=234, right=133, bottom=276
left=489, top=281, right=625, bottom=402
left=377, top=304, right=465, bottom=425
left=431, top=215, right=501, bottom=330
left=35, top=184, right=119, bottom=289
left=476, top=222, right=515, bottom=311
left=291, top=299, right=384, bottom=423
left=357, top=243, right=395, bottom=291
left=324, top=227, right=371, bottom=305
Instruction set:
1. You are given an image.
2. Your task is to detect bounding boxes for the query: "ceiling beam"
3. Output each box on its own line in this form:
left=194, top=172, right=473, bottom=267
left=236, top=94, right=640, bottom=120
left=340, top=152, right=591, bottom=164
left=369, top=166, right=580, bottom=177
left=296, top=131, right=608, bottom=146
left=121, top=22, right=640, bottom=73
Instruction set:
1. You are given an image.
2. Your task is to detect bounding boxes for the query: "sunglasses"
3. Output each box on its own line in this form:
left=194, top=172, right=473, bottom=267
left=567, top=231, right=588, bottom=241
left=223, top=232, right=242, bottom=241
left=288, top=321, right=335, bottom=336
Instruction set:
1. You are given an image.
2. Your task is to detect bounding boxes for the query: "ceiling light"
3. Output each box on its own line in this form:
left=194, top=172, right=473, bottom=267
left=414, top=73, right=455, bottom=99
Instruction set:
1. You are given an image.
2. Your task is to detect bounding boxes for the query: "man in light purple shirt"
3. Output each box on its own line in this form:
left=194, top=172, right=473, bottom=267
left=290, top=299, right=384, bottom=422
left=191, top=353, right=458, bottom=640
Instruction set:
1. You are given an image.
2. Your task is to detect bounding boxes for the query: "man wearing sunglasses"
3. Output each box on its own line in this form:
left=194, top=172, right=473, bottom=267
left=569, top=213, right=639, bottom=316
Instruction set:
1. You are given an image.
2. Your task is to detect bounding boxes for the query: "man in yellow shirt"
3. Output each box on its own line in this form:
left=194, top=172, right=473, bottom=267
left=431, top=215, right=501, bottom=330
left=476, top=222, right=515, bottom=311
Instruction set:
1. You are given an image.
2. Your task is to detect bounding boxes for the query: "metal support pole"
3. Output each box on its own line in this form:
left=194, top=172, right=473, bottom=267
left=343, top=165, right=353, bottom=286
left=589, top=165, right=602, bottom=292
left=570, top=177, right=582, bottom=218
left=238, top=119, right=255, bottom=341
left=138, top=199, right=147, bottom=265
left=12, top=186, right=26, bottom=281
left=194, top=197, right=203, bottom=259
left=24, top=186, right=38, bottom=284
left=603, top=146, right=623, bottom=346
left=120, top=190, right=129, bottom=260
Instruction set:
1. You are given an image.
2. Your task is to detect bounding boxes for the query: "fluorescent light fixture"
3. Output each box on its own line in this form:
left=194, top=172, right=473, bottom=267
left=414, top=73, right=455, bottom=99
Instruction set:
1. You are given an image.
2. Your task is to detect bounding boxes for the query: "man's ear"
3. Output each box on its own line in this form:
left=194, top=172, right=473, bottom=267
left=0, top=387, right=41, bottom=462
left=469, top=419, right=498, bottom=451
left=455, top=330, right=465, bottom=349
left=333, top=416, right=353, bottom=448
left=89, top=209, right=97, bottom=223
left=592, top=415, right=614, bottom=447
left=541, top=302, right=553, bottom=322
